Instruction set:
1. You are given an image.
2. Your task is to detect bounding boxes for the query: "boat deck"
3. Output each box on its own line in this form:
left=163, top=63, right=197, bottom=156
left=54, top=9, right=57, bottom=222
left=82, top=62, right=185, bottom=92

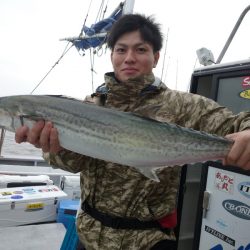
left=0, top=223, right=66, bottom=250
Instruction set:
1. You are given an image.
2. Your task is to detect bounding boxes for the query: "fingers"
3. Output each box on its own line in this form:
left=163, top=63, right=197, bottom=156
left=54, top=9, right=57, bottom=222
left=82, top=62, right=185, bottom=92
left=39, top=121, right=52, bottom=152
left=224, top=131, right=250, bottom=170
left=37, top=122, right=62, bottom=153
left=49, top=127, right=62, bottom=153
left=27, top=120, right=45, bottom=146
left=224, top=139, right=244, bottom=166
left=15, top=121, right=62, bottom=154
left=15, top=125, right=29, bottom=143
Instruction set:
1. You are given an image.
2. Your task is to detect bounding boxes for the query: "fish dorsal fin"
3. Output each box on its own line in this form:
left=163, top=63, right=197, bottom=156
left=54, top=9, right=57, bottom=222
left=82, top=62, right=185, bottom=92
left=45, top=95, right=82, bottom=101
left=44, top=95, right=88, bottom=105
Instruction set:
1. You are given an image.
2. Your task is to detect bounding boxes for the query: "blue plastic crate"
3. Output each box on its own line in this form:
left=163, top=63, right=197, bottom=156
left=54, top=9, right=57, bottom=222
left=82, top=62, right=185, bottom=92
left=60, top=216, right=79, bottom=250
left=57, top=199, right=80, bottom=229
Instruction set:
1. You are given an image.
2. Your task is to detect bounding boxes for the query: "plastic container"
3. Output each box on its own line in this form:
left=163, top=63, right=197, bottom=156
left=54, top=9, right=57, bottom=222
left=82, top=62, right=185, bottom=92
left=0, top=185, right=67, bottom=227
left=60, top=216, right=79, bottom=250
left=57, top=199, right=80, bottom=229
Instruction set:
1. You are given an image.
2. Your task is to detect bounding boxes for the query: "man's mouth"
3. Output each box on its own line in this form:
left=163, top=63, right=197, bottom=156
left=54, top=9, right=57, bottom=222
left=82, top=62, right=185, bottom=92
left=122, top=68, right=138, bottom=74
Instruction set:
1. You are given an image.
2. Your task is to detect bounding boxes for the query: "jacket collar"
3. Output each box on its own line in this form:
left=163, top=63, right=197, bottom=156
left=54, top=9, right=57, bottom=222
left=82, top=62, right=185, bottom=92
left=96, top=72, right=165, bottom=96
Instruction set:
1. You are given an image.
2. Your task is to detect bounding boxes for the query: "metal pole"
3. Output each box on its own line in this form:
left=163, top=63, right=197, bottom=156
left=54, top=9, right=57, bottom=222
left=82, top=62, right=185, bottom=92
left=0, top=129, right=6, bottom=157
left=122, top=0, right=135, bottom=14
left=216, top=5, right=250, bottom=64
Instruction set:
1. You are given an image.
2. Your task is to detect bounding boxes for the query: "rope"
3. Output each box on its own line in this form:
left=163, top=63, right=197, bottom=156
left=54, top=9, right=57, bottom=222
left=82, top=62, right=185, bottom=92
left=79, top=0, right=94, bottom=37
left=95, top=0, right=105, bottom=23
left=30, top=0, right=114, bottom=95
left=30, top=42, right=73, bottom=94
left=102, top=0, right=109, bottom=19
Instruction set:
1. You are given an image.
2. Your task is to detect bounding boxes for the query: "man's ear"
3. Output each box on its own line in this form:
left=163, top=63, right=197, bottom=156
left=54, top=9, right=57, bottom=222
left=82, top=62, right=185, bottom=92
left=110, top=52, right=114, bottom=65
left=153, top=52, right=160, bottom=68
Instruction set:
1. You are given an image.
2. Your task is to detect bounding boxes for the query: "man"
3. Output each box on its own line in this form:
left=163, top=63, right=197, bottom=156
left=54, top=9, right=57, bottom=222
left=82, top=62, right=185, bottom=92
left=15, top=14, right=250, bottom=249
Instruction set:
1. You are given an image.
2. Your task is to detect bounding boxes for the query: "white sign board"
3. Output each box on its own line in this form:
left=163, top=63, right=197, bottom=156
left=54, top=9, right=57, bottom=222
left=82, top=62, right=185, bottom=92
left=199, top=166, right=250, bottom=250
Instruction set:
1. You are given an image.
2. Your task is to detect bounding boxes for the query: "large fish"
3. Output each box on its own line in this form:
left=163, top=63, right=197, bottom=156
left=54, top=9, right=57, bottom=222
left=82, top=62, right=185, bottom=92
left=0, top=95, right=233, bottom=181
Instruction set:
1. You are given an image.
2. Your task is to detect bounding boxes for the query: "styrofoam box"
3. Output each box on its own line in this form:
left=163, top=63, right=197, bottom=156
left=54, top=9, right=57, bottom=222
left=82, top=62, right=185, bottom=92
left=0, top=174, right=53, bottom=188
left=0, top=185, right=67, bottom=227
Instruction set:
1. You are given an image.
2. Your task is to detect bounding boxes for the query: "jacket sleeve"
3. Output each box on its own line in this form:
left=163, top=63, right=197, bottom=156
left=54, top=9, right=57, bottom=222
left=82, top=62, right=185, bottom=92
left=156, top=89, right=250, bottom=136
left=43, top=150, right=96, bottom=173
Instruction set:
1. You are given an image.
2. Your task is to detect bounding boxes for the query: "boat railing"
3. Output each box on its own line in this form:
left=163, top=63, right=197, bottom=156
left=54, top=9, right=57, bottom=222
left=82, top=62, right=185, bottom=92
left=216, top=5, right=250, bottom=63
left=0, top=155, right=48, bottom=167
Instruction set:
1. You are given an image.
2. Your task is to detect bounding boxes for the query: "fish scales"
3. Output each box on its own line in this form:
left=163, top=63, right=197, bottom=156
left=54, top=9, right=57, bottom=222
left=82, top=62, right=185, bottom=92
left=0, top=95, right=233, bottom=181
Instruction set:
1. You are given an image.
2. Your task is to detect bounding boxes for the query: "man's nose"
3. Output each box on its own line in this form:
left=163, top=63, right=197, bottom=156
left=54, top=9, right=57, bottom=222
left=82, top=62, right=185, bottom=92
left=124, top=50, right=136, bottom=63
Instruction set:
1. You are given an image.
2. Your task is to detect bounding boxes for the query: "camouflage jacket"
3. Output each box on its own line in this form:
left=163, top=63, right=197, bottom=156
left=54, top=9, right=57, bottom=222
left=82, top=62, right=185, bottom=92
left=45, top=72, right=250, bottom=250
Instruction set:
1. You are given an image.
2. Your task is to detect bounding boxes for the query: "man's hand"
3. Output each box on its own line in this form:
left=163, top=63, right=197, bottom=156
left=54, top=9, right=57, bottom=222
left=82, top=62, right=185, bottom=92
left=223, top=130, right=250, bottom=170
left=15, top=120, right=62, bottom=154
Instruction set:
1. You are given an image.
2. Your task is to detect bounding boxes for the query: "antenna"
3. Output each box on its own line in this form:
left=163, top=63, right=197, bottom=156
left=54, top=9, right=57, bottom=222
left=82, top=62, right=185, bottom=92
left=160, top=28, right=169, bottom=80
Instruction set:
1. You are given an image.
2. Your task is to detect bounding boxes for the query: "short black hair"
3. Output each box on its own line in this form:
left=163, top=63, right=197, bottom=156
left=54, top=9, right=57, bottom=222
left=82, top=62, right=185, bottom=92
left=107, top=14, right=163, bottom=52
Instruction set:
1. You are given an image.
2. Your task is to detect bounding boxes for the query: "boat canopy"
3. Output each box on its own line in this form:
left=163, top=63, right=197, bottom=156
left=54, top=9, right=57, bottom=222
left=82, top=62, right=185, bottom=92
left=72, top=3, right=124, bottom=52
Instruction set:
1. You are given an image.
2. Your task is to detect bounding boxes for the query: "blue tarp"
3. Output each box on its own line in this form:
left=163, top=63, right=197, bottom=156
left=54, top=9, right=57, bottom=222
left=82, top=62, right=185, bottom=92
left=73, top=5, right=123, bottom=51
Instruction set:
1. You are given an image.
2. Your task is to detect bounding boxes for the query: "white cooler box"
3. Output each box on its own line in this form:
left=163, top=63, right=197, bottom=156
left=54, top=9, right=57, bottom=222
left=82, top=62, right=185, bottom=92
left=60, top=175, right=80, bottom=200
left=0, top=174, right=53, bottom=188
left=0, top=185, right=67, bottom=227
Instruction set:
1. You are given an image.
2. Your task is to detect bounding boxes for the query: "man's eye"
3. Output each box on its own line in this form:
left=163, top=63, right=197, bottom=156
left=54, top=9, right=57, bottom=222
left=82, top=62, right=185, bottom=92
left=137, top=47, right=147, bottom=53
left=115, top=48, right=125, bottom=53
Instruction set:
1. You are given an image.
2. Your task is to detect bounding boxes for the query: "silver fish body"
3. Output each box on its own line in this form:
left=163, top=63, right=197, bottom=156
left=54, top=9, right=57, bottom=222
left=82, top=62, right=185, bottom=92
left=0, top=95, right=233, bottom=181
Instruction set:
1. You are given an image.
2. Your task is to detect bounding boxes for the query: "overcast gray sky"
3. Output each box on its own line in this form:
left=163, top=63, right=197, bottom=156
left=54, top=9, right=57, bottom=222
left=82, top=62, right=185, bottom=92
left=0, top=0, right=250, bottom=99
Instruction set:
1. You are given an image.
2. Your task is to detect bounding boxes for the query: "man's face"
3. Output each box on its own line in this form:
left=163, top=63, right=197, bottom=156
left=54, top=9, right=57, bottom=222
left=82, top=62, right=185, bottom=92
left=111, top=30, right=159, bottom=82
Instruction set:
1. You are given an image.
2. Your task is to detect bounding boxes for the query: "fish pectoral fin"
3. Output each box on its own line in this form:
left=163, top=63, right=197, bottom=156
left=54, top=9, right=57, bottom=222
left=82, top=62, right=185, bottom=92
left=16, top=115, right=44, bottom=129
left=136, top=166, right=160, bottom=182
left=19, top=115, right=44, bottom=125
